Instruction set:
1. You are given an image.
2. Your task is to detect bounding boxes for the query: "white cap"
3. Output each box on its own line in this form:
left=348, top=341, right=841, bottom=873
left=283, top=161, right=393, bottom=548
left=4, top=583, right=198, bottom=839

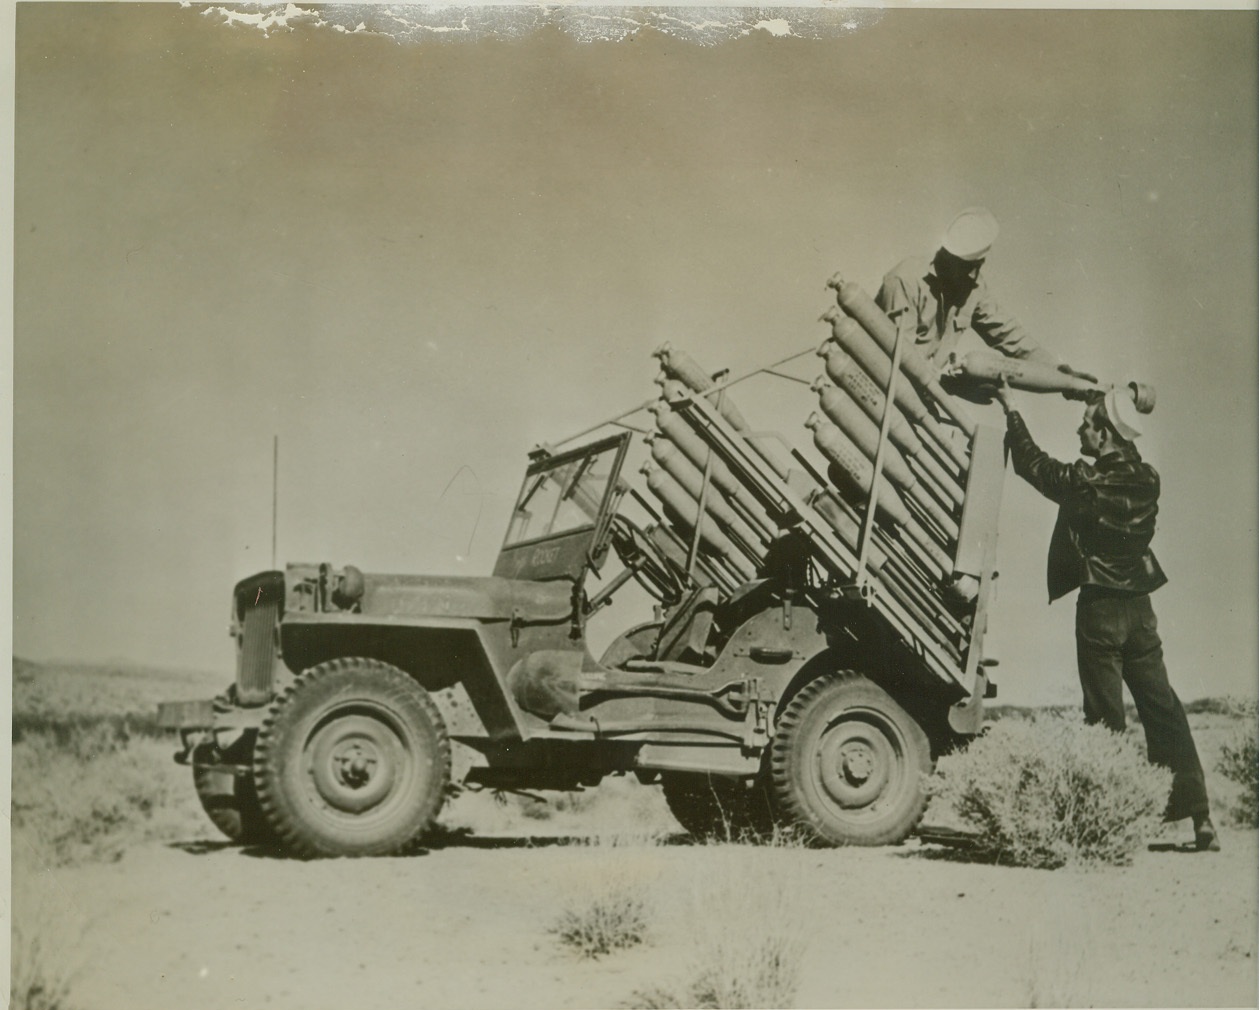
left=1103, top=385, right=1143, bottom=441
left=942, top=207, right=999, bottom=262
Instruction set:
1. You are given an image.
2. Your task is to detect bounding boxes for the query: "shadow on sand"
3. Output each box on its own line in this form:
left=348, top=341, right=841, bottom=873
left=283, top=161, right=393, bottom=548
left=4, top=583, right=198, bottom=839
left=169, top=826, right=697, bottom=860
left=895, top=840, right=1008, bottom=867
left=897, top=831, right=1212, bottom=865
left=1146, top=840, right=1205, bottom=854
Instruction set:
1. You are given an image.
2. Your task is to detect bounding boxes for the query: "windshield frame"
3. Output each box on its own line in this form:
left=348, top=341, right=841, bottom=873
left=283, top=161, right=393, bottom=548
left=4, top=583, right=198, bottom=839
left=500, top=432, right=631, bottom=554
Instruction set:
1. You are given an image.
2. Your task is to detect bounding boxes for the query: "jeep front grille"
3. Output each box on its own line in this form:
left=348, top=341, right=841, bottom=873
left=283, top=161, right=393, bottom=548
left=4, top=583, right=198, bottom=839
left=236, top=601, right=279, bottom=706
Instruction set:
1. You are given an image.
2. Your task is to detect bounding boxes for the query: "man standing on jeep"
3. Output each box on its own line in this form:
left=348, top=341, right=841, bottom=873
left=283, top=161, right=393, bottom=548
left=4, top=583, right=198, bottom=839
left=996, top=382, right=1219, bottom=852
left=877, top=207, right=1094, bottom=383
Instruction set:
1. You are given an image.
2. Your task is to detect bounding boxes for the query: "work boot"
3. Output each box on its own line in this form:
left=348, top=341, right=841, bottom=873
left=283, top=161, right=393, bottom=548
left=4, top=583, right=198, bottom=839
left=1193, top=815, right=1221, bottom=852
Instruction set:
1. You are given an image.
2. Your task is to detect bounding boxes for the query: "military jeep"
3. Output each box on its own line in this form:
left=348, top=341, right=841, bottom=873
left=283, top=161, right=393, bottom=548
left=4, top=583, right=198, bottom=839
left=160, top=289, right=1004, bottom=858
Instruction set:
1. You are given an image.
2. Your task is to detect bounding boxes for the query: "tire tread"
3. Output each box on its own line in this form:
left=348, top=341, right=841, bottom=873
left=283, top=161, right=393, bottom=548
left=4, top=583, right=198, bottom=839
left=253, top=658, right=451, bottom=858
left=770, top=670, right=930, bottom=846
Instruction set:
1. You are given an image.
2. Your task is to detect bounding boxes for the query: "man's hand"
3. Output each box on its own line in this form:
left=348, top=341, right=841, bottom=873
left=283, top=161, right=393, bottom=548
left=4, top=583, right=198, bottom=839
left=939, top=370, right=1002, bottom=404
left=1057, top=362, right=1100, bottom=401
left=1058, top=362, right=1099, bottom=383
left=994, top=380, right=1018, bottom=415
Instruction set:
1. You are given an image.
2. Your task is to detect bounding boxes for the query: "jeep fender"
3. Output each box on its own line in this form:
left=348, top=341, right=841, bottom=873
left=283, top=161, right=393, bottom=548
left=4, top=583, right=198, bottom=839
left=280, top=614, right=529, bottom=743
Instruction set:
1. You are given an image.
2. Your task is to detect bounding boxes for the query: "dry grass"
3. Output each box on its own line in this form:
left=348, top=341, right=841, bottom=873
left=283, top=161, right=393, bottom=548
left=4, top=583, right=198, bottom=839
left=12, top=659, right=218, bottom=868
left=930, top=715, right=1172, bottom=869
left=9, top=660, right=223, bottom=1007
left=14, top=657, right=220, bottom=718
left=550, top=877, right=650, bottom=958
left=10, top=840, right=88, bottom=1010
left=13, top=723, right=209, bottom=868
left=545, top=829, right=812, bottom=1006
left=548, top=833, right=667, bottom=958
left=1215, top=700, right=1258, bottom=828
left=628, top=833, right=812, bottom=1009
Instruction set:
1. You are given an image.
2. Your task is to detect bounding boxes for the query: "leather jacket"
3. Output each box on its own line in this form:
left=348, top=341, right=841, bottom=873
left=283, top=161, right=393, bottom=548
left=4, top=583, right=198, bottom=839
left=1006, top=411, right=1167, bottom=602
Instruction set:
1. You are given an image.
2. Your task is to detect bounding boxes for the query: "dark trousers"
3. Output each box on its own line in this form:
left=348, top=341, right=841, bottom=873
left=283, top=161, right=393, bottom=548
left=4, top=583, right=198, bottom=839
left=1075, top=590, right=1209, bottom=821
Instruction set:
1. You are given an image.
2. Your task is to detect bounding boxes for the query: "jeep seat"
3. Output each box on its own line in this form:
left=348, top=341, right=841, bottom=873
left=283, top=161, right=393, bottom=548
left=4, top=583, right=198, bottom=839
left=654, top=585, right=720, bottom=664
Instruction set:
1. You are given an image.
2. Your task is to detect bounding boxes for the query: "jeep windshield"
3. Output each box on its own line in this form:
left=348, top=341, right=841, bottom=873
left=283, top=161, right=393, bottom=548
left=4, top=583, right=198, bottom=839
left=503, top=438, right=625, bottom=548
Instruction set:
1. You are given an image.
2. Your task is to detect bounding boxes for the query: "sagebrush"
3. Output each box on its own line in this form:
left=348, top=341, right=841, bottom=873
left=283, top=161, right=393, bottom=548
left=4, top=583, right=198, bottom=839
left=550, top=884, right=649, bottom=958
left=1217, top=701, right=1258, bottom=827
left=929, top=715, right=1171, bottom=869
left=11, top=844, right=85, bottom=1010
left=12, top=720, right=206, bottom=867
left=549, top=834, right=662, bottom=958
left=629, top=836, right=811, bottom=1009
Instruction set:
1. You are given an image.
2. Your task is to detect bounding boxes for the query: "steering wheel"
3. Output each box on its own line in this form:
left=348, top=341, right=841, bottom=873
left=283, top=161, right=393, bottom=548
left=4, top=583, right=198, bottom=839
left=608, top=515, right=686, bottom=604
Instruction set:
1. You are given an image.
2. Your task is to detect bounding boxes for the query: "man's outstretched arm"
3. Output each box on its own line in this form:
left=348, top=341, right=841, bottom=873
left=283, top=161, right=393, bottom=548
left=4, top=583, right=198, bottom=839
left=973, top=286, right=1097, bottom=384
left=996, top=389, right=1094, bottom=506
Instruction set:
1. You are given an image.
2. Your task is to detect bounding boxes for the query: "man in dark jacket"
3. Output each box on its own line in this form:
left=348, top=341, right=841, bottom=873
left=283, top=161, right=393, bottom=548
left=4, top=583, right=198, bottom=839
left=996, top=383, right=1219, bottom=851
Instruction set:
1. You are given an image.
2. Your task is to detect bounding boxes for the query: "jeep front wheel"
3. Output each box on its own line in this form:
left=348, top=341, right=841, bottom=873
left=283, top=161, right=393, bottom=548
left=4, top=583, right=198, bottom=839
left=254, top=659, right=450, bottom=858
left=770, top=672, right=930, bottom=846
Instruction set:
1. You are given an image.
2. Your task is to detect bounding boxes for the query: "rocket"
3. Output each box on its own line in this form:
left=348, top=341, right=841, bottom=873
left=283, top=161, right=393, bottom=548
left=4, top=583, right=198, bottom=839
left=645, top=432, right=768, bottom=562
left=639, top=461, right=756, bottom=583
left=805, top=412, right=952, bottom=578
left=943, top=349, right=1157, bottom=413
left=816, top=343, right=965, bottom=505
left=812, top=378, right=960, bottom=540
left=821, top=309, right=970, bottom=470
left=648, top=401, right=778, bottom=542
left=827, top=275, right=978, bottom=436
left=653, top=343, right=798, bottom=480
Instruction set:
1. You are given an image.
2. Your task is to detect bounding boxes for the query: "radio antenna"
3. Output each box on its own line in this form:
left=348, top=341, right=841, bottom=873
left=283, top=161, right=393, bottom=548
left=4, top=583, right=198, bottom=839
left=271, top=434, right=279, bottom=569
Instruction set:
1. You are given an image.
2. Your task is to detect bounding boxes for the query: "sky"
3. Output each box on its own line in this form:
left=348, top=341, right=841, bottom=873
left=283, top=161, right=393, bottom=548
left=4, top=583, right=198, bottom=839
left=12, top=4, right=1258, bottom=706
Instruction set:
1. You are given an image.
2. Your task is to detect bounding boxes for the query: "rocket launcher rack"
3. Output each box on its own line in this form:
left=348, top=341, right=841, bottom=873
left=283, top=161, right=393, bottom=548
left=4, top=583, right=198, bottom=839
left=666, top=393, right=971, bottom=686
left=549, top=279, right=1006, bottom=692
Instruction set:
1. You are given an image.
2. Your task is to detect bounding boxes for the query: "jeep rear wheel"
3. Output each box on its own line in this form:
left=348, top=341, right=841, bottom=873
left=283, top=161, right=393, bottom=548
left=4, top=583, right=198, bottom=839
left=254, top=659, right=451, bottom=858
left=770, top=672, right=930, bottom=846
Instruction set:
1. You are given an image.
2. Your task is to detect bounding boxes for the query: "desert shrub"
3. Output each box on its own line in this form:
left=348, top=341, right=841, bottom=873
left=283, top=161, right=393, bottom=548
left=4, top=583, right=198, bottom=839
left=1186, top=695, right=1256, bottom=718
left=12, top=726, right=201, bottom=867
left=629, top=836, right=810, bottom=1009
left=1217, top=705, right=1258, bottom=828
left=551, top=884, right=649, bottom=958
left=11, top=843, right=84, bottom=1010
left=929, top=715, right=1171, bottom=869
left=549, top=834, right=660, bottom=958
left=13, top=710, right=167, bottom=748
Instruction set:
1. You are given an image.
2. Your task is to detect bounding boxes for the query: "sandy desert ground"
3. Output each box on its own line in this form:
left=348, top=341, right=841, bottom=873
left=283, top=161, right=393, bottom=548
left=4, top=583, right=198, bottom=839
left=21, top=821, right=1257, bottom=1010
left=11, top=660, right=1258, bottom=1010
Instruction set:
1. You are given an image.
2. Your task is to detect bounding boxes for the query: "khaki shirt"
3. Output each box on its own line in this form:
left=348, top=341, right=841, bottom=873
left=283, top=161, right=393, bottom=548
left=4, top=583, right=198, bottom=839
left=875, top=256, right=1056, bottom=368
